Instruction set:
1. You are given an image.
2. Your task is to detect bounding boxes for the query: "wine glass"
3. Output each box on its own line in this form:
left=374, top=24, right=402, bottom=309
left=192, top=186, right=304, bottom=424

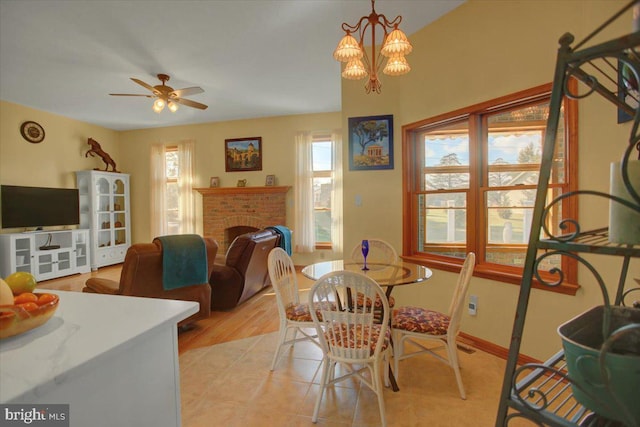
left=361, top=239, right=369, bottom=271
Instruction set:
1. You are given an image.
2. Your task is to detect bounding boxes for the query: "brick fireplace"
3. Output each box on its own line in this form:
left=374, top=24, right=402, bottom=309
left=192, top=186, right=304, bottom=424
left=195, top=186, right=290, bottom=253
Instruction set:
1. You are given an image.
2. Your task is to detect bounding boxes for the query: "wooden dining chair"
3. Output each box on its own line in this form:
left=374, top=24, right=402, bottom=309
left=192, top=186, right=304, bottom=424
left=309, top=270, right=391, bottom=426
left=391, top=252, right=475, bottom=399
left=267, top=247, right=324, bottom=370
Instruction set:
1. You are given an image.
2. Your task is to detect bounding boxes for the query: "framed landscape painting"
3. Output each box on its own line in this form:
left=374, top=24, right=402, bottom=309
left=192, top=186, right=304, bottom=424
left=225, top=137, right=262, bottom=172
left=348, top=115, right=394, bottom=171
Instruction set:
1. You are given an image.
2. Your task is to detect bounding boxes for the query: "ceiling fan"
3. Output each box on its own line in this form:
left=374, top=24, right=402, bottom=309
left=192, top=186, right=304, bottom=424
left=110, top=73, right=208, bottom=112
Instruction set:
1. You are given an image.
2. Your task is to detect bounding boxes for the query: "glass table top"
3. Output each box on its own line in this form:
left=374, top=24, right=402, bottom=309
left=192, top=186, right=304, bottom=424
left=301, top=260, right=432, bottom=287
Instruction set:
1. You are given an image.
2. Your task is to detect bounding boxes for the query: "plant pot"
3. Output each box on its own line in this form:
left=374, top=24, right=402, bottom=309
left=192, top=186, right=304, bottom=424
left=558, top=305, right=640, bottom=426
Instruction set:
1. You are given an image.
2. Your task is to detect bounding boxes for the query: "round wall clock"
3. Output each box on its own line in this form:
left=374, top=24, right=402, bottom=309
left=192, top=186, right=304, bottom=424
left=20, top=121, right=45, bottom=144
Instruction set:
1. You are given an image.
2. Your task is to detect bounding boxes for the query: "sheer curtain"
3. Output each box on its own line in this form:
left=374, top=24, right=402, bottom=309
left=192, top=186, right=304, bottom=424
left=330, top=130, right=343, bottom=254
left=294, top=131, right=343, bottom=254
left=294, top=132, right=315, bottom=253
left=149, top=140, right=196, bottom=237
left=177, top=140, right=196, bottom=234
left=150, top=143, right=167, bottom=238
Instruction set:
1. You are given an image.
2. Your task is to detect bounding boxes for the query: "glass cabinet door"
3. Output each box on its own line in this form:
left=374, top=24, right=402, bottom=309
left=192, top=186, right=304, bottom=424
left=14, top=236, right=33, bottom=274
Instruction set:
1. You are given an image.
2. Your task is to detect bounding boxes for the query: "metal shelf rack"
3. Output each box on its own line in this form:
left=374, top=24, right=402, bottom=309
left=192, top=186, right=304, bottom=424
left=495, top=1, right=640, bottom=426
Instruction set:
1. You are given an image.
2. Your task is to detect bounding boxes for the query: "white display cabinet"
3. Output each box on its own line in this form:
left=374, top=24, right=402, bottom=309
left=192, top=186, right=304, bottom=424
left=76, top=170, right=131, bottom=271
left=0, top=229, right=91, bottom=281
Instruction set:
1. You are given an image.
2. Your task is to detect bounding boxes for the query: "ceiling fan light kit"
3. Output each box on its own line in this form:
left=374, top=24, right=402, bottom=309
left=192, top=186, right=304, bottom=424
left=110, top=73, right=207, bottom=113
left=152, top=98, right=165, bottom=113
left=334, top=0, right=413, bottom=94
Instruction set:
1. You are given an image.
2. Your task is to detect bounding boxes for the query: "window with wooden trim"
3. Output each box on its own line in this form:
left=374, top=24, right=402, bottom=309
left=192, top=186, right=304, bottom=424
left=403, top=84, right=578, bottom=293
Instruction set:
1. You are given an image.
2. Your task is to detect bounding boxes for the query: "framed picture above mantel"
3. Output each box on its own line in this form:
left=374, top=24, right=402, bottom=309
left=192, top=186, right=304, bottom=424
left=225, top=137, right=262, bottom=172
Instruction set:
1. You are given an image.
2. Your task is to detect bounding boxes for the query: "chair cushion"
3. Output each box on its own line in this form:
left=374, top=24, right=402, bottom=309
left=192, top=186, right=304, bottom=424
left=355, top=292, right=395, bottom=308
left=392, top=306, right=450, bottom=335
left=285, top=302, right=336, bottom=322
left=324, top=323, right=390, bottom=355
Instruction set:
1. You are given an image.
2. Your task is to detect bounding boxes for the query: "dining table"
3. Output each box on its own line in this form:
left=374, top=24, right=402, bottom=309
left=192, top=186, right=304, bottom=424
left=302, top=259, right=432, bottom=298
left=301, top=258, right=433, bottom=391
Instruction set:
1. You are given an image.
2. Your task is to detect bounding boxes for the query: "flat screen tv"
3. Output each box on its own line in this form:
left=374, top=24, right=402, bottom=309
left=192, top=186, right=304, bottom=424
left=1, top=185, right=80, bottom=229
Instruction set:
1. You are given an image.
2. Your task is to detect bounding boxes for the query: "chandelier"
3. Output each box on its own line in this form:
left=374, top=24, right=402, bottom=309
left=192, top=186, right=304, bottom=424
left=333, top=0, right=413, bottom=94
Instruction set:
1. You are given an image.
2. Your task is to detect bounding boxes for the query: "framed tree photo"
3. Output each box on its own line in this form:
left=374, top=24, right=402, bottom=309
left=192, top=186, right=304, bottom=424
left=225, top=137, right=262, bottom=172
left=348, top=115, right=394, bottom=171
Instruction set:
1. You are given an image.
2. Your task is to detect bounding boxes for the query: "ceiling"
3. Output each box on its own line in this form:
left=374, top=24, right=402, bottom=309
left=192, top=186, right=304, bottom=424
left=0, top=0, right=464, bottom=131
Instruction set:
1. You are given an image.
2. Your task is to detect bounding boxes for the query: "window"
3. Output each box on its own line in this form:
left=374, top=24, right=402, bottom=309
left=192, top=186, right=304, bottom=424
left=403, top=84, right=578, bottom=293
left=164, top=147, right=180, bottom=235
left=150, top=141, right=196, bottom=237
left=294, top=131, right=343, bottom=253
left=312, top=139, right=333, bottom=245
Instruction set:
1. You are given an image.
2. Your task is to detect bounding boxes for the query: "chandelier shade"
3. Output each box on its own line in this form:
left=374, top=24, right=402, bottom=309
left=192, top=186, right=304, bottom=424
left=342, top=58, right=368, bottom=80
left=383, top=54, right=411, bottom=76
left=334, top=0, right=413, bottom=93
left=381, top=28, right=413, bottom=57
left=334, top=33, right=364, bottom=62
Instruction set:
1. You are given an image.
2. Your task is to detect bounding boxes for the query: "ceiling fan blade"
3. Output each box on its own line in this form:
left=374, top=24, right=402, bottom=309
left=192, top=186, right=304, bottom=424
left=109, top=93, right=154, bottom=97
left=130, top=78, right=158, bottom=94
left=174, top=98, right=208, bottom=110
left=171, top=87, right=204, bottom=98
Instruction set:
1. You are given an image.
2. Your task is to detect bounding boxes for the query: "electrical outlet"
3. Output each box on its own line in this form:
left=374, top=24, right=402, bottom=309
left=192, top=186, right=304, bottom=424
left=468, top=295, right=478, bottom=316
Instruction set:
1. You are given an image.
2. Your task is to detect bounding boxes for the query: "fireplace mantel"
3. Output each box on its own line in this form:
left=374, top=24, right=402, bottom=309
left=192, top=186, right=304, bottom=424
left=195, top=186, right=290, bottom=196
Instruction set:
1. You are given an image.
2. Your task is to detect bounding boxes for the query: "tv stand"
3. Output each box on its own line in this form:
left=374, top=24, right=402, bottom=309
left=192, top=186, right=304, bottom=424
left=0, top=229, right=90, bottom=281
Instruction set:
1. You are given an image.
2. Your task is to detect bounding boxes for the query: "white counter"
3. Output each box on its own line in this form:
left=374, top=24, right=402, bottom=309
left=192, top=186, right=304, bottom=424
left=0, top=290, right=198, bottom=427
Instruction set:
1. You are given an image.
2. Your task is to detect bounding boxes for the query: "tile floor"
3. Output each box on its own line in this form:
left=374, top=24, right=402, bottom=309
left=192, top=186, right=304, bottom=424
left=179, top=331, right=506, bottom=426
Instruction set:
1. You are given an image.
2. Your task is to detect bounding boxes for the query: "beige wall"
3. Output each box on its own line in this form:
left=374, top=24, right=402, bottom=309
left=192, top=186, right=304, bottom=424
left=0, top=101, right=120, bottom=188
left=117, top=113, right=341, bottom=252
left=341, top=0, right=639, bottom=360
left=0, top=101, right=120, bottom=232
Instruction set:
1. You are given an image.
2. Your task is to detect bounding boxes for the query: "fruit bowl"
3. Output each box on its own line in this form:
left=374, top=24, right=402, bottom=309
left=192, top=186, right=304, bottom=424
left=0, top=293, right=59, bottom=339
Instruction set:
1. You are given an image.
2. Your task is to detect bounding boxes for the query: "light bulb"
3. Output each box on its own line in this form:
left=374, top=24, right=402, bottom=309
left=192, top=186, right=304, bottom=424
left=168, top=101, right=179, bottom=113
left=152, top=98, right=165, bottom=113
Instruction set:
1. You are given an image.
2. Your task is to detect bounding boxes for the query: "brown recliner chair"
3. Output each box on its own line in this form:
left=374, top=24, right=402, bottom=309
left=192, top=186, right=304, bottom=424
left=210, top=229, right=280, bottom=310
left=83, top=237, right=218, bottom=327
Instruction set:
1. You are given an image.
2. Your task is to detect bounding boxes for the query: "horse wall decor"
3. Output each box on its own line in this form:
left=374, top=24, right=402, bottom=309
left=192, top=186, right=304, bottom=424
left=85, top=137, right=119, bottom=172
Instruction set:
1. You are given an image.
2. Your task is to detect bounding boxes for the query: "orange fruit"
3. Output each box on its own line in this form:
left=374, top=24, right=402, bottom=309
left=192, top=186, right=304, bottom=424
left=16, top=302, right=39, bottom=312
left=14, top=292, right=38, bottom=305
left=36, top=293, right=57, bottom=305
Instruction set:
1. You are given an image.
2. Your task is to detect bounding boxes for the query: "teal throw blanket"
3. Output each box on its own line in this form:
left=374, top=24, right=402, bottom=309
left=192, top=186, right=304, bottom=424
left=267, top=225, right=292, bottom=256
left=156, top=234, right=208, bottom=291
